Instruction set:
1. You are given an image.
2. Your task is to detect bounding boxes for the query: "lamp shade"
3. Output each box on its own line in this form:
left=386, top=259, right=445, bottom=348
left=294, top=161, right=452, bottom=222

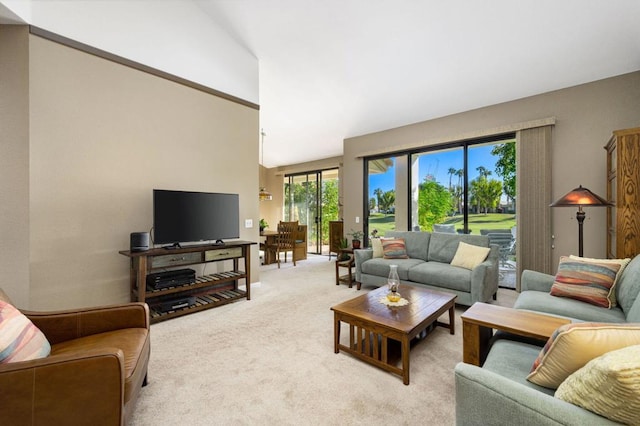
left=550, top=185, right=611, bottom=207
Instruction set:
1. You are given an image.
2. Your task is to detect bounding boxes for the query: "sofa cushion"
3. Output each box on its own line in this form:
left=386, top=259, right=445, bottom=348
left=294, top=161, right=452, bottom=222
left=616, top=255, right=640, bottom=315
left=514, top=291, right=626, bottom=323
left=381, top=238, right=409, bottom=259
left=427, top=233, right=489, bottom=264
left=0, top=300, right=51, bottom=363
left=360, top=258, right=425, bottom=281
left=482, top=339, right=555, bottom=396
left=550, top=256, right=621, bottom=309
left=626, top=298, right=640, bottom=323
left=408, top=261, right=472, bottom=293
left=569, top=255, right=631, bottom=308
left=555, top=344, right=640, bottom=425
left=385, top=231, right=430, bottom=261
left=527, top=322, right=640, bottom=389
left=450, top=242, right=490, bottom=270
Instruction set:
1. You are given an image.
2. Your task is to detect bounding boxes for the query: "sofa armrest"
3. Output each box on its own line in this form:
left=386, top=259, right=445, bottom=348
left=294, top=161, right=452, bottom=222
left=354, top=249, right=373, bottom=282
left=0, top=349, right=126, bottom=425
left=521, top=270, right=556, bottom=293
left=470, top=245, right=499, bottom=304
left=23, top=302, right=149, bottom=345
left=454, top=362, right=618, bottom=425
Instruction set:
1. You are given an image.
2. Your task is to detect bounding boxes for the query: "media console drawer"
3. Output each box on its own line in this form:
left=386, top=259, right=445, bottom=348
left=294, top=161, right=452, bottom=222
left=205, top=247, right=242, bottom=261
left=151, top=252, right=202, bottom=268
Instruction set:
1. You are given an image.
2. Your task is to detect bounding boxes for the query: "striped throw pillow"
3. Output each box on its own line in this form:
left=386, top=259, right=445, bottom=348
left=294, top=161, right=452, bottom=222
left=382, top=238, right=409, bottom=259
left=568, top=255, right=631, bottom=308
left=0, top=300, right=51, bottom=363
left=550, top=256, right=621, bottom=308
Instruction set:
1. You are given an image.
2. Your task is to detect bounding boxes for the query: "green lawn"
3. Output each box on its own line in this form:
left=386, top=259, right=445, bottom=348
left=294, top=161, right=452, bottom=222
left=368, top=213, right=516, bottom=237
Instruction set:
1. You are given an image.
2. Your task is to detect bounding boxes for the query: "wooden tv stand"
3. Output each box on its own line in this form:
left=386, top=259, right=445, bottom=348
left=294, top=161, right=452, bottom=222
left=119, top=240, right=256, bottom=323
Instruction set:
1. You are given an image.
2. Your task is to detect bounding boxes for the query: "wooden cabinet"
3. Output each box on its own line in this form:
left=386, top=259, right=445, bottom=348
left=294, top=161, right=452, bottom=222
left=329, top=221, right=344, bottom=259
left=120, top=241, right=255, bottom=323
left=605, top=127, right=640, bottom=259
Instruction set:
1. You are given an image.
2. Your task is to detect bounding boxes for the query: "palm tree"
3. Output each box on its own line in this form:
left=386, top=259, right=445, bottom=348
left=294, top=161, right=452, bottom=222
left=455, top=169, right=464, bottom=214
left=447, top=167, right=456, bottom=192
left=476, top=166, right=491, bottom=180
left=374, top=188, right=383, bottom=213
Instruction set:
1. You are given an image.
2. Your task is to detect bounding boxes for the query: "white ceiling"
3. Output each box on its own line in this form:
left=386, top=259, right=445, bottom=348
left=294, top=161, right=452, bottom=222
left=198, top=0, right=640, bottom=168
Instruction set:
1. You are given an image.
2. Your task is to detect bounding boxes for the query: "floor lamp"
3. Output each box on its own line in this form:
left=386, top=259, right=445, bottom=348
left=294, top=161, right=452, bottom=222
left=550, top=185, right=612, bottom=257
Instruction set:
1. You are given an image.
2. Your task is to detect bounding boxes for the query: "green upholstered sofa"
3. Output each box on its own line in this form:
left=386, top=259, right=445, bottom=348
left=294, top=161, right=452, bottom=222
left=455, top=255, right=640, bottom=425
left=354, top=230, right=499, bottom=306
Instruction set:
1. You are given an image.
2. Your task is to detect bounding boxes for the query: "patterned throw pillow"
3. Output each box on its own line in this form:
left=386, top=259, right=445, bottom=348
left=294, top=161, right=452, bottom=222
left=382, top=238, right=409, bottom=259
left=527, top=322, right=640, bottom=389
left=450, top=241, right=491, bottom=270
left=555, top=345, right=640, bottom=424
left=550, top=256, right=621, bottom=308
left=0, top=300, right=51, bottom=363
left=568, top=255, right=631, bottom=308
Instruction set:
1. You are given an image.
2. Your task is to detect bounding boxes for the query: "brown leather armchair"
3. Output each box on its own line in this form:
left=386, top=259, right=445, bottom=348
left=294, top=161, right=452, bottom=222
left=0, top=290, right=150, bottom=426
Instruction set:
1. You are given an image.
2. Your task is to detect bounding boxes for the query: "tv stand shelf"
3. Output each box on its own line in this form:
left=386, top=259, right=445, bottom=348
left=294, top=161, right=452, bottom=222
left=120, top=240, right=256, bottom=323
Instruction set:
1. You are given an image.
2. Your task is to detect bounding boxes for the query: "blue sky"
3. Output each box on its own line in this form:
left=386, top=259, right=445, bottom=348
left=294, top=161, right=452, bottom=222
left=368, top=144, right=503, bottom=198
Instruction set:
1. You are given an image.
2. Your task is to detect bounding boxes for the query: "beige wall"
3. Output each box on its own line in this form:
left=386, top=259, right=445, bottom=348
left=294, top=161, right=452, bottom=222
left=343, top=71, right=640, bottom=271
left=1, top=28, right=260, bottom=309
left=0, top=26, right=30, bottom=307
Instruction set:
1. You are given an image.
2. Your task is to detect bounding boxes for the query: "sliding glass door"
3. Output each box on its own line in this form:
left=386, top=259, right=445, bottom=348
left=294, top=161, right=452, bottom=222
left=284, top=168, right=339, bottom=255
left=365, top=136, right=517, bottom=287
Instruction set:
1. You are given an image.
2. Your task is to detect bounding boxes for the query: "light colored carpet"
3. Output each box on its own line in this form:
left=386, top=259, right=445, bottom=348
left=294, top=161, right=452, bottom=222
left=130, top=255, right=517, bottom=426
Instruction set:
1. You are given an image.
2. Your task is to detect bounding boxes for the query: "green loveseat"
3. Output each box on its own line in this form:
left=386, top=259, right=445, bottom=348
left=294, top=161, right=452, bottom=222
left=455, top=255, right=640, bottom=425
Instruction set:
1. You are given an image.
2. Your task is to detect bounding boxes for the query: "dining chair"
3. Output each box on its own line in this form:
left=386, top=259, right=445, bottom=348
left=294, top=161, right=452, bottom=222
left=271, top=221, right=298, bottom=268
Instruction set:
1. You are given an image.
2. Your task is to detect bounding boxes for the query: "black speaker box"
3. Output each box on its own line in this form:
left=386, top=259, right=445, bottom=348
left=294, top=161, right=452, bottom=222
left=130, top=232, right=150, bottom=252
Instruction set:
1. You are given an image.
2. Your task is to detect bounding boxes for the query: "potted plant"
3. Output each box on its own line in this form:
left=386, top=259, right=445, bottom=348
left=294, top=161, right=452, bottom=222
left=338, top=238, right=350, bottom=261
left=348, top=229, right=364, bottom=249
left=259, top=218, right=269, bottom=233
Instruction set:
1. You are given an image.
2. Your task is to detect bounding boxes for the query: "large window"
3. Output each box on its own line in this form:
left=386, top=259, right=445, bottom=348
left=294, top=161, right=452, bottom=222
left=366, top=156, right=400, bottom=238
left=365, top=135, right=517, bottom=287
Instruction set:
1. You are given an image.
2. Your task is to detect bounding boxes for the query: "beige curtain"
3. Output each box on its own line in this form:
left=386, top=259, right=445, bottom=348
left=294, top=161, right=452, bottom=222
left=515, top=126, right=553, bottom=291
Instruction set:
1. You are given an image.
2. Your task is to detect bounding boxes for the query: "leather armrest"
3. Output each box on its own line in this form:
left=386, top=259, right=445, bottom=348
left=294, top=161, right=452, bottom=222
left=0, top=349, right=125, bottom=425
left=23, top=303, right=149, bottom=345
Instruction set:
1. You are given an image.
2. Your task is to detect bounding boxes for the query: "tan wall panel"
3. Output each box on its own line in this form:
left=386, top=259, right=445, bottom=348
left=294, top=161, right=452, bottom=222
left=0, top=26, right=30, bottom=308
left=27, top=35, right=259, bottom=309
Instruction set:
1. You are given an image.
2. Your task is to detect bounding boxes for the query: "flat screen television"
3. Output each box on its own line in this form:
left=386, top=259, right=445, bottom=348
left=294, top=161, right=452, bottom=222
left=153, top=189, right=239, bottom=246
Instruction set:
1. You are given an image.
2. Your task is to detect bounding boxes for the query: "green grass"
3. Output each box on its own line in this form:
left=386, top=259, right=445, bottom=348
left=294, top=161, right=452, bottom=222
left=368, top=212, right=515, bottom=237
left=368, top=213, right=397, bottom=236
left=443, top=213, right=515, bottom=235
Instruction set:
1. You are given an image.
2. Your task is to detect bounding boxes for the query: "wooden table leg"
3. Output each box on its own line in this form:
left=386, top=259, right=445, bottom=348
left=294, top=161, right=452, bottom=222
left=448, top=304, right=455, bottom=335
left=401, top=336, right=410, bottom=385
left=334, top=314, right=340, bottom=354
left=462, top=320, right=492, bottom=366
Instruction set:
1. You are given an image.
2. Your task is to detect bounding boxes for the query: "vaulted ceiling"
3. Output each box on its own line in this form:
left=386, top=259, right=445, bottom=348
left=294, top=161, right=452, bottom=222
left=198, top=0, right=640, bottom=167
left=2, top=1, right=639, bottom=168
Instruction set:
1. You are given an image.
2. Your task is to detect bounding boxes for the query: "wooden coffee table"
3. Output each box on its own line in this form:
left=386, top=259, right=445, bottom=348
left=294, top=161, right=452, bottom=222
left=331, top=285, right=456, bottom=385
left=460, top=302, right=571, bottom=366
